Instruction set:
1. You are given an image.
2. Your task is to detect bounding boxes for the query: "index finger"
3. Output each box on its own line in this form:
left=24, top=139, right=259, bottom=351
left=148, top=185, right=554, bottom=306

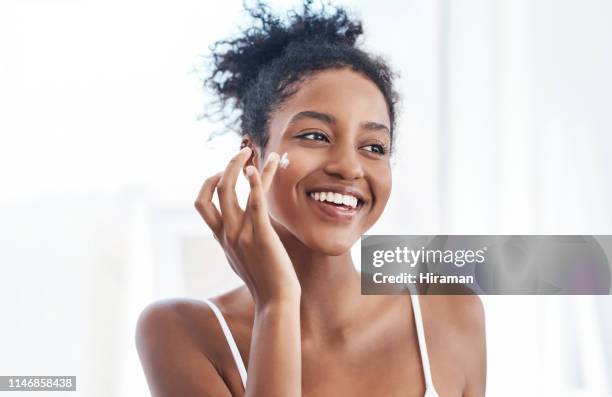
left=260, top=151, right=280, bottom=192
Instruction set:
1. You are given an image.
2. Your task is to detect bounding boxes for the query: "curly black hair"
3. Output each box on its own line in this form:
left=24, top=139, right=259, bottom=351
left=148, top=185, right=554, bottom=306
left=201, top=0, right=400, bottom=158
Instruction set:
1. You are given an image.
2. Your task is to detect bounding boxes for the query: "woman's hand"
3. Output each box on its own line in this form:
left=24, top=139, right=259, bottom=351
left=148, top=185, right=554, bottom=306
left=195, top=147, right=301, bottom=307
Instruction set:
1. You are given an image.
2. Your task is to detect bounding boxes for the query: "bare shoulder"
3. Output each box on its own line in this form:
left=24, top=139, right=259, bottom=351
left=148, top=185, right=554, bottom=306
left=135, top=286, right=252, bottom=397
left=135, top=296, right=214, bottom=353
left=422, top=294, right=487, bottom=396
left=438, top=294, right=484, bottom=331
left=419, top=291, right=485, bottom=331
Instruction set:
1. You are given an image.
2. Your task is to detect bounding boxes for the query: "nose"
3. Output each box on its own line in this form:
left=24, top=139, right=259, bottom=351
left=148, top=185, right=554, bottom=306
left=323, top=143, right=365, bottom=180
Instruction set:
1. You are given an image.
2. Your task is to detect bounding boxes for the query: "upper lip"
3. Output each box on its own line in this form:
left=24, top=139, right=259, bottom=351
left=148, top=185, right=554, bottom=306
left=306, top=185, right=368, bottom=204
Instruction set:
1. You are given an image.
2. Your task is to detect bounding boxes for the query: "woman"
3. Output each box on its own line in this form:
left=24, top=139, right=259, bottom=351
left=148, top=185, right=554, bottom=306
left=136, top=1, right=487, bottom=396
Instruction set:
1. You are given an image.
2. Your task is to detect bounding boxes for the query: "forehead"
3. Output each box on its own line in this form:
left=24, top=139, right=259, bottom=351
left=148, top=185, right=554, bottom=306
left=268, top=68, right=391, bottom=135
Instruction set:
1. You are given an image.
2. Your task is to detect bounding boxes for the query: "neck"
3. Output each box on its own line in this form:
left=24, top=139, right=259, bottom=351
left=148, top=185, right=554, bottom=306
left=271, top=219, right=363, bottom=344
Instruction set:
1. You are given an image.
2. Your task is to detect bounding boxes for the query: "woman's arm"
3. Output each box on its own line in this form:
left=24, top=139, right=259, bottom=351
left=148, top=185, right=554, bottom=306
left=194, top=147, right=302, bottom=396
left=247, top=298, right=301, bottom=397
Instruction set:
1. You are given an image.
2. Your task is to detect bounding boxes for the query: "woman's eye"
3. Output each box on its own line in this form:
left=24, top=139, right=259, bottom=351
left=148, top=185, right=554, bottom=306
left=362, top=144, right=388, bottom=155
left=298, top=131, right=329, bottom=142
left=297, top=132, right=388, bottom=155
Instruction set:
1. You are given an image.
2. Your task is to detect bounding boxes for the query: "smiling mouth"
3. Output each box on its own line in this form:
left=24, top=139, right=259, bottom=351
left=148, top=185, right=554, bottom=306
left=305, top=191, right=366, bottom=221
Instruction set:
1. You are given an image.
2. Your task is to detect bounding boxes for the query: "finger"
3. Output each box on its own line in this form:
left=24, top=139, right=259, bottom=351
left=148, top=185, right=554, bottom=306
left=244, top=165, right=272, bottom=232
left=194, top=171, right=224, bottom=237
left=260, top=151, right=280, bottom=192
left=217, top=147, right=252, bottom=237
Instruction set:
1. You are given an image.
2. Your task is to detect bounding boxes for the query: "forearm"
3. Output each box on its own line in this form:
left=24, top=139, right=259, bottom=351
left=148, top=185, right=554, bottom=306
left=245, top=298, right=301, bottom=397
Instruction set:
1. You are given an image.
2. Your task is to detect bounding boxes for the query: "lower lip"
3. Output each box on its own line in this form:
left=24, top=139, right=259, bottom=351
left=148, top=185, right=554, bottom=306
left=306, top=195, right=361, bottom=222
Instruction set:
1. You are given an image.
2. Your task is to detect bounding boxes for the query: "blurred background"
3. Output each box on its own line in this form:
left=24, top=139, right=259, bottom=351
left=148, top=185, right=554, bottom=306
left=1, top=0, right=611, bottom=395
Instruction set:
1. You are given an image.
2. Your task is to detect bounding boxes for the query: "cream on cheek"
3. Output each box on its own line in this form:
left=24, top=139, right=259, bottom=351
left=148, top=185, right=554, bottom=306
left=268, top=150, right=313, bottom=226
left=278, top=151, right=290, bottom=169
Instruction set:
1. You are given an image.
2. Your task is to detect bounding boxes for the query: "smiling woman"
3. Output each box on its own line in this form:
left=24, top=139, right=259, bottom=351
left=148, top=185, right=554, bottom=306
left=135, top=1, right=486, bottom=396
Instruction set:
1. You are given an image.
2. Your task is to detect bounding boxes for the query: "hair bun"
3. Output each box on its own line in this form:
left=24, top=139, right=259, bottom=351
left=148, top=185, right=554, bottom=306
left=206, top=0, right=364, bottom=107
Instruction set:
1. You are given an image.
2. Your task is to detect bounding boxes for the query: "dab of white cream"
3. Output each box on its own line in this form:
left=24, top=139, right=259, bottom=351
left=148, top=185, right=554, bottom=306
left=278, top=152, right=290, bottom=169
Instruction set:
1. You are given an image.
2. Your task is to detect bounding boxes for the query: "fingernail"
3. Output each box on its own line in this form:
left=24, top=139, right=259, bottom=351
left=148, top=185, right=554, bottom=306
left=245, top=165, right=255, bottom=176
left=265, top=152, right=279, bottom=166
left=240, top=146, right=251, bottom=154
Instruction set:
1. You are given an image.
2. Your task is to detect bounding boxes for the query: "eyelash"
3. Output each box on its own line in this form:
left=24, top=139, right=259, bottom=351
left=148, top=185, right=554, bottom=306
left=297, top=131, right=389, bottom=155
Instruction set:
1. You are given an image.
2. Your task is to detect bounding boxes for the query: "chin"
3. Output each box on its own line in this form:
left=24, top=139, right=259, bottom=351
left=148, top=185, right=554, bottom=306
left=302, top=232, right=357, bottom=256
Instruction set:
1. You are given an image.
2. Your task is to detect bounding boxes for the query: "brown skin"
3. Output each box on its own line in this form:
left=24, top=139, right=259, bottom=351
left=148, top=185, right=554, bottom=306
left=136, top=68, right=487, bottom=396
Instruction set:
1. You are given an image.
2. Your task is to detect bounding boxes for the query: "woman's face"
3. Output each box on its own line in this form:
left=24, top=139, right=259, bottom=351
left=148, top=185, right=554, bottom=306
left=255, top=67, right=392, bottom=255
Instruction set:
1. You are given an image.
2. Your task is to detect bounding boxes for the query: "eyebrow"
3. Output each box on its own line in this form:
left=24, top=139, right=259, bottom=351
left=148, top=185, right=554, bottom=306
left=288, top=110, right=390, bottom=135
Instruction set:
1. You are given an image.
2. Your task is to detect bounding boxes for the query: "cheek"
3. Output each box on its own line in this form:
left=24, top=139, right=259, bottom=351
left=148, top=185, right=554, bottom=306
left=379, top=172, right=392, bottom=204
left=367, top=167, right=393, bottom=218
left=265, top=152, right=311, bottom=217
left=272, top=149, right=317, bottom=187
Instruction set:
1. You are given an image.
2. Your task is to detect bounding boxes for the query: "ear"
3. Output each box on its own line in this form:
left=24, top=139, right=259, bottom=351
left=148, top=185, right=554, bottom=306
left=240, top=138, right=261, bottom=169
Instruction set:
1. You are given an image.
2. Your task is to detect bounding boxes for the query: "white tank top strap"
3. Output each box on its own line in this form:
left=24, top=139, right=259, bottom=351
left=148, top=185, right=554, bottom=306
left=409, top=293, right=440, bottom=397
left=203, top=294, right=438, bottom=396
left=202, top=298, right=248, bottom=389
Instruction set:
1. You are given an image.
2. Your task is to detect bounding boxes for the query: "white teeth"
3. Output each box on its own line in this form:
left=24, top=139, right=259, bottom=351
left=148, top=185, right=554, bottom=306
left=308, top=191, right=360, bottom=209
